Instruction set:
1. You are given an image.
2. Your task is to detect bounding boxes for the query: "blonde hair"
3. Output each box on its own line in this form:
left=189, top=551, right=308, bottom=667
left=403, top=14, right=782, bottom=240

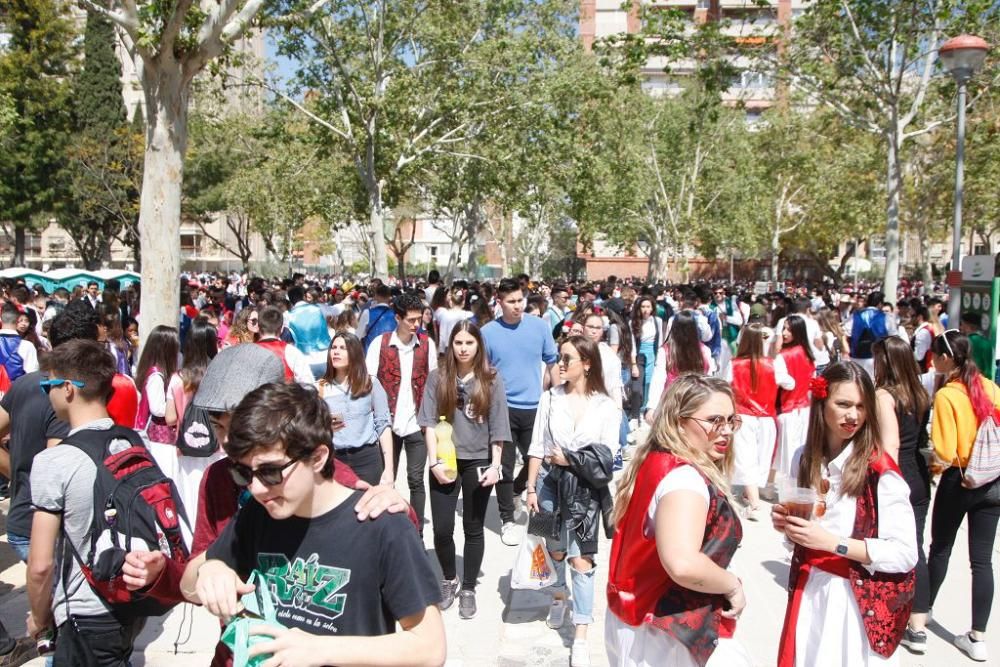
left=612, top=374, right=735, bottom=526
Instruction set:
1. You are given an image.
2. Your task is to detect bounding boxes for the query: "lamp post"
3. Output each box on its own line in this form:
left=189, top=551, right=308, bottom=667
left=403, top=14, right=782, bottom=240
left=940, top=34, right=989, bottom=325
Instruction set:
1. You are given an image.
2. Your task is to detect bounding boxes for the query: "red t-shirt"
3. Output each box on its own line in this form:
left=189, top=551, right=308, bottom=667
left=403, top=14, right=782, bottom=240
left=107, top=374, right=139, bottom=427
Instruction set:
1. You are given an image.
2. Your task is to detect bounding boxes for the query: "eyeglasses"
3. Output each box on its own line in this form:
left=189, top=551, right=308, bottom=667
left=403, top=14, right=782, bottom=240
left=39, top=378, right=85, bottom=394
left=938, top=328, right=960, bottom=357
left=559, top=354, right=580, bottom=366
left=228, top=458, right=301, bottom=487
left=689, top=415, right=742, bottom=433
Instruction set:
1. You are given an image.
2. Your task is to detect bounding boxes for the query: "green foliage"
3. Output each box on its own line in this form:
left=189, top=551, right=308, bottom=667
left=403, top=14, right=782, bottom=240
left=60, top=7, right=140, bottom=269
left=0, top=0, right=77, bottom=262
left=184, top=110, right=360, bottom=268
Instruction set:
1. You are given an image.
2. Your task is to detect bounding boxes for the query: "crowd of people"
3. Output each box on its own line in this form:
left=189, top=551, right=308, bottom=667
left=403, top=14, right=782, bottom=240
left=0, top=268, right=996, bottom=667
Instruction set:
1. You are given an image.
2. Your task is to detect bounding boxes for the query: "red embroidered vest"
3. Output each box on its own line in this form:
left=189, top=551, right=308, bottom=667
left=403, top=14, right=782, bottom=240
left=731, top=358, right=778, bottom=418
left=779, top=452, right=915, bottom=664
left=255, top=339, right=294, bottom=381
left=376, top=332, right=429, bottom=418
left=779, top=346, right=815, bottom=412
left=607, top=451, right=743, bottom=667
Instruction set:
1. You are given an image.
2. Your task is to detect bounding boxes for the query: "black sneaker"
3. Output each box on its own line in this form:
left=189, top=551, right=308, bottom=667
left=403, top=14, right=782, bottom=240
left=901, top=626, right=927, bottom=654
left=438, top=577, right=458, bottom=611
left=458, top=590, right=477, bottom=619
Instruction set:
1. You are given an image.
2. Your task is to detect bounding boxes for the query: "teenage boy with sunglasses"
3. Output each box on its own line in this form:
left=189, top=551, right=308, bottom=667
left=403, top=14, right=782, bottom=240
left=180, top=383, right=445, bottom=667
left=26, top=340, right=144, bottom=665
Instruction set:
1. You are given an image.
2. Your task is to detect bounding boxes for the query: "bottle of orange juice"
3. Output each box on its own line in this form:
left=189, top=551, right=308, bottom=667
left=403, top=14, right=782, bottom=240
left=434, top=417, right=458, bottom=482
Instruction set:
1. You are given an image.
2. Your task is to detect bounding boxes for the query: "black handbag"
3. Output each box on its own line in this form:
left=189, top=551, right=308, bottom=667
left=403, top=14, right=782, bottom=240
left=527, top=507, right=562, bottom=540
left=528, top=395, right=563, bottom=541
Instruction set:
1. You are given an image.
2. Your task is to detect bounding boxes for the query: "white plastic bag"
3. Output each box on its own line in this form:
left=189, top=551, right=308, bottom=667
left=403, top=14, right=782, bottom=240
left=510, top=533, right=557, bottom=590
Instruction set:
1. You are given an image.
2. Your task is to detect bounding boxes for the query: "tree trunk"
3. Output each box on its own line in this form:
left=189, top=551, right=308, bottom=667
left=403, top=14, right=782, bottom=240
left=13, top=227, right=25, bottom=267
left=882, top=126, right=902, bottom=301
left=369, top=184, right=389, bottom=278
left=137, top=61, right=188, bottom=344
left=647, top=243, right=669, bottom=282
left=918, top=228, right=932, bottom=286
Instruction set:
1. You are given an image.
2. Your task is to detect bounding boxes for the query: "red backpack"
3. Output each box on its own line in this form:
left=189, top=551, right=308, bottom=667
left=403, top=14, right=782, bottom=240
left=61, top=425, right=189, bottom=618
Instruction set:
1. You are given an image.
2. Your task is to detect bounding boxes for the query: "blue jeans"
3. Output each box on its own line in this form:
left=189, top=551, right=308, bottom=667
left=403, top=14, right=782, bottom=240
left=535, top=465, right=596, bottom=626
left=7, top=533, right=30, bottom=562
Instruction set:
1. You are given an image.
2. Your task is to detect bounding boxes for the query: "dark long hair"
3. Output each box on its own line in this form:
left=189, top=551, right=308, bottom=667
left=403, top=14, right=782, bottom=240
left=735, top=323, right=770, bottom=392
left=563, top=335, right=608, bottom=396
left=873, top=336, right=929, bottom=418
left=607, top=310, right=633, bottom=364
left=436, top=320, right=495, bottom=422
left=320, top=332, right=372, bottom=398
left=783, top=315, right=814, bottom=363
left=135, top=325, right=179, bottom=387
left=798, top=361, right=881, bottom=498
left=665, top=310, right=704, bottom=375
left=931, top=330, right=993, bottom=423
left=630, top=296, right=656, bottom=343
left=179, top=316, right=218, bottom=393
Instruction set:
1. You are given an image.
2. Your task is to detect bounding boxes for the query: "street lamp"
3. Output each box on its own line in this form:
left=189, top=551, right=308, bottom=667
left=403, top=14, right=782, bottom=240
left=940, top=34, right=989, bottom=325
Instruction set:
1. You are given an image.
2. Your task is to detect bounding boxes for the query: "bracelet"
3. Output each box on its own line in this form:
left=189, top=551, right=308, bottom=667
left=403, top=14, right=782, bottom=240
left=725, top=577, right=742, bottom=598
left=526, top=490, right=537, bottom=495
left=429, top=462, right=442, bottom=469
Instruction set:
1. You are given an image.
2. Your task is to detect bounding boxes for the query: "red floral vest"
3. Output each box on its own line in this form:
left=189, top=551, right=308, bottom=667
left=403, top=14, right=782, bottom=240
left=778, top=452, right=915, bottom=665
left=731, top=357, right=778, bottom=418
left=779, top=346, right=815, bottom=412
left=255, top=339, right=294, bottom=381
left=607, top=451, right=743, bottom=667
left=376, top=332, right=429, bottom=418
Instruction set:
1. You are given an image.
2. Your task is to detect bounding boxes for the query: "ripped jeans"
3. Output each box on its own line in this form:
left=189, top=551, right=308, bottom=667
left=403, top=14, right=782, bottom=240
left=535, top=464, right=596, bottom=626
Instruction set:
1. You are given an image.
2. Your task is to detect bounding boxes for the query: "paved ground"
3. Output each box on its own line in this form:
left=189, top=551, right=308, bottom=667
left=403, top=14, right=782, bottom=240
left=1, top=473, right=998, bottom=666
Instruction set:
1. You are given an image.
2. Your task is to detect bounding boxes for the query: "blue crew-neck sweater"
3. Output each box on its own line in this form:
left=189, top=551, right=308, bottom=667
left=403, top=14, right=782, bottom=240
left=482, top=315, right=559, bottom=410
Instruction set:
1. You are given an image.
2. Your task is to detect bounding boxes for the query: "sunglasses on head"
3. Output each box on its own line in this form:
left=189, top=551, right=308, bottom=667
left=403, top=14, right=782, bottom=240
left=228, top=458, right=300, bottom=487
left=938, top=328, right=960, bottom=357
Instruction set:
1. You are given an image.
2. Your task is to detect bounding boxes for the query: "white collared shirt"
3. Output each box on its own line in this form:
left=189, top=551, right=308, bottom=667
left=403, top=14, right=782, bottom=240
left=365, top=330, right=438, bottom=436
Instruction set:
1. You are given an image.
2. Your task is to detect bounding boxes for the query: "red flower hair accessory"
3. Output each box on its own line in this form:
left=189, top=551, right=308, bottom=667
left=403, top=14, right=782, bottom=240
left=810, top=376, right=829, bottom=399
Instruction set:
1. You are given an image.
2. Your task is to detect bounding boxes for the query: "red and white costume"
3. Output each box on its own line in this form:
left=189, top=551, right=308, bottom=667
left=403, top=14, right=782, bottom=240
left=725, top=356, right=795, bottom=488
left=779, top=447, right=917, bottom=667
left=774, top=346, right=815, bottom=479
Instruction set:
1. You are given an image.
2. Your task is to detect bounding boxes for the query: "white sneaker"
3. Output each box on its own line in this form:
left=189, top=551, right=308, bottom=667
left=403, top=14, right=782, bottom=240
left=500, top=521, right=520, bottom=546
left=955, top=632, right=989, bottom=662
left=570, top=639, right=591, bottom=667
left=628, top=418, right=639, bottom=432
left=546, top=597, right=568, bottom=629
left=742, top=506, right=759, bottom=522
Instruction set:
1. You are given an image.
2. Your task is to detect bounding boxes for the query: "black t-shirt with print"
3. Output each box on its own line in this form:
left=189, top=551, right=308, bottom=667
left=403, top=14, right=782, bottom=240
left=206, top=490, right=440, bottom=637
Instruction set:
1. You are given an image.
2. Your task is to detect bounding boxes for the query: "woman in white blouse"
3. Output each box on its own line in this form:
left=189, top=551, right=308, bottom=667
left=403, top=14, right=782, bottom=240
left=526, top=335, right=619, bottom=667
left=772, top=361, right=918, bottom=667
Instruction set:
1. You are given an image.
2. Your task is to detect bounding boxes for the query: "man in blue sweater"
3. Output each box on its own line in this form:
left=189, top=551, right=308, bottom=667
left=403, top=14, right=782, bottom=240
left=482, top=278, right=559, bottom=546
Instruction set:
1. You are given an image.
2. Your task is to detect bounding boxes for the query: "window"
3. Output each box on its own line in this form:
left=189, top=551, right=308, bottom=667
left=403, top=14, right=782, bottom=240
left=733, top=70, right=773, bottom=90
left=868, top=237, right=886, bottom=261
left=429, top=245, right=438, bottom=258
left=180, top=234, right=200, bottom=253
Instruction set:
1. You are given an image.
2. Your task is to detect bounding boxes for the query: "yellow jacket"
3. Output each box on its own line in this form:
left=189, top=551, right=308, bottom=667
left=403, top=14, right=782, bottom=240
left=932, top=376, right=1000, bottom=468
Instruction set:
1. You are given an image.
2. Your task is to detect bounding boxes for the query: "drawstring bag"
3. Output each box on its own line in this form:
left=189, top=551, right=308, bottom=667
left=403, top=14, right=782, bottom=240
left=220, top=571, right=286, bottom=667
left=510, top=534, right=557, bottom=591
left=961, top=408, right=1000, bottom=489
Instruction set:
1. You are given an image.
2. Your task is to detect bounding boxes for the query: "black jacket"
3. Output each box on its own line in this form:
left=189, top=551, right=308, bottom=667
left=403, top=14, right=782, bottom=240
left=554, top=444, right=615, bottom=555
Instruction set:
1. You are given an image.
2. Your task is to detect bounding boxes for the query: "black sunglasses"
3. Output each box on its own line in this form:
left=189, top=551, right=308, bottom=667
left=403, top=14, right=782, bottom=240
left=228, top=458, right=300, bottom=487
